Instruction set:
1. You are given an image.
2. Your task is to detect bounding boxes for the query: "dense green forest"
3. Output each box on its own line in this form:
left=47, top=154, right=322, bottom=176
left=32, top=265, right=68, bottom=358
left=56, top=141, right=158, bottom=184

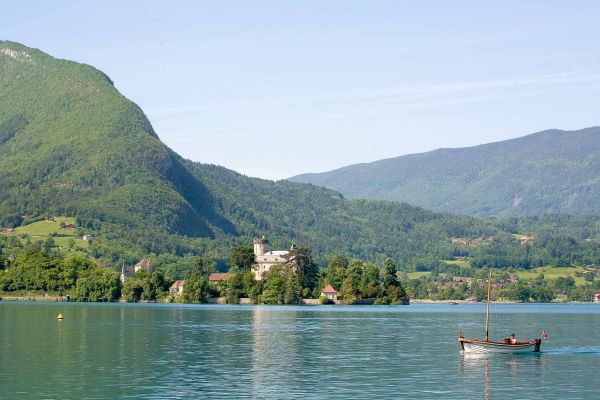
left=291, top=126, right=600, bottom=217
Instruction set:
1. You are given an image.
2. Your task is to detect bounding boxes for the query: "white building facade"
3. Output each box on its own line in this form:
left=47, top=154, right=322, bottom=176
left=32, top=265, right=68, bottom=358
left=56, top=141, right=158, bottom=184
left=251, top=236, right=295, bottom=280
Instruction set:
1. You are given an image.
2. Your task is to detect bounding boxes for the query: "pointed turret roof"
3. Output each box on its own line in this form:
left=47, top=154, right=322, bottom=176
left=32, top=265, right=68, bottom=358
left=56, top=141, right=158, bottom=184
left=321, top=284, right=337, bottom=293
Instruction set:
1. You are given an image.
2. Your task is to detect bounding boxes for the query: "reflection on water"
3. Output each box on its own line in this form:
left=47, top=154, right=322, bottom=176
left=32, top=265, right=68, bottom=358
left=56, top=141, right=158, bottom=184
left=459, top=353, right=547, bottom=400
left=251, top=307, right=301, bottom=397
left=1, top=303, right=600, bottom=399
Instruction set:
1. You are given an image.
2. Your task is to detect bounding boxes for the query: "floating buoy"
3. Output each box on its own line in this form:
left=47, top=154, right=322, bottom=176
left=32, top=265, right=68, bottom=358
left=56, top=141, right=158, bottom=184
left=57, top=313, right=63, bottom=320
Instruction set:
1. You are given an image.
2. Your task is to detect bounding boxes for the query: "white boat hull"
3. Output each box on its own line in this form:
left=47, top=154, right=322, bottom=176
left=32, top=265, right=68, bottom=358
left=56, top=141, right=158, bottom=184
left=460, top=338, right=541, bottom=354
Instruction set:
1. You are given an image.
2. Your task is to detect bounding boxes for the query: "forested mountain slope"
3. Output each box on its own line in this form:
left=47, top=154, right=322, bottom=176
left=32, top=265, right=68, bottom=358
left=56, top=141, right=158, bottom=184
left=290, top=127, right=600, bottom=217
left=0, top=41, right=500, bottom=265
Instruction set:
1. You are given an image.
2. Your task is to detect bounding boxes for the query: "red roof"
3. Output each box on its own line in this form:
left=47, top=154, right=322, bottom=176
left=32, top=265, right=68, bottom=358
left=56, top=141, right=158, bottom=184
left=321, top=284, right=337, bottom=293
left=136, top=257, right=152, bottom=268
left=208, top=272, right=235, bottom=282
left=170, top=280, right=185, bottom=289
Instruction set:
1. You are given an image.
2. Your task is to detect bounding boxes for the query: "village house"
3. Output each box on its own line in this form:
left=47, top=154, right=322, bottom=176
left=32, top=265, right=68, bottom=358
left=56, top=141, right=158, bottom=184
left=0, top=227, right=14, bottom=233
left=170, top=280, right=185, bottom=296
left=134, top=257, right=152, bottom=273
left=251, top=236, right=297, bottom=280
left=82, top=234, right=92, bottom=242
left=208, top=272, right=235, bottom=285
left=457, top=277, right=483, bottom=288
left=320, top=284, right=338, bottom=303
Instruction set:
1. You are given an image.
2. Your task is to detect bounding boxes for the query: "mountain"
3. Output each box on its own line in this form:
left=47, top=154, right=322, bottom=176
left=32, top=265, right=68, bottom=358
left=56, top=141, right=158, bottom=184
left=290, top=127, right=600, bottom=217
left=0, top=41, right=500, bottom=266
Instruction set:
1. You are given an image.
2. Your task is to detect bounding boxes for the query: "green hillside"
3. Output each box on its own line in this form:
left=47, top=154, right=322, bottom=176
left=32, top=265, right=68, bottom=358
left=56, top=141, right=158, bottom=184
left=0, top=41, right=216, bottom=237
left=0, top=41, right=500, bottom=267
left=290, top=127, right=600, bottom=217
left=2, top=41, right=600, bottom=278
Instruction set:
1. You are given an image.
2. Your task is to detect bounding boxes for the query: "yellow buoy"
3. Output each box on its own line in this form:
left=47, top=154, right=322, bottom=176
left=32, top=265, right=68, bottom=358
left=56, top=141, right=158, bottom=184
left=57, top=313, right=63, bottom=320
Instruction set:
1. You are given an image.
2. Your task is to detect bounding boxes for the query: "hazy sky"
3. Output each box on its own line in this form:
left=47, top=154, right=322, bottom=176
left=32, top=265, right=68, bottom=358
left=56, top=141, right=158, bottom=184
left=2, top=1, right=600, bottom=179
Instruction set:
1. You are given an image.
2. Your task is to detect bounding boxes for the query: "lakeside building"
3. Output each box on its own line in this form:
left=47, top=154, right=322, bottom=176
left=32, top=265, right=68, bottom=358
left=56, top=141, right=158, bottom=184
left=134, top=257, right=152, bottom=273
left=170, top=280, right=185, bottom=296
left=251, top=236, right=297, bottom=280
left=321, top=284, right=338, bottom=302
left=209, top=272, right=235, bottom=285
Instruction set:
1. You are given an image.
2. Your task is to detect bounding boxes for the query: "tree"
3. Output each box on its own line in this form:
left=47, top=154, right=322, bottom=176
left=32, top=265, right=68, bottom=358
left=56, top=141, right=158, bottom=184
left=382, top=258, right=399, bottom=288
left=224, top=269, right=259, bottom=304
left=43, top=237, right=55, bottom=253
left=380, top=258, right=408, bottom=304
left=122, top=278, right=144, bottom=302
left=258, top=264, right=302, bottom=305
left=322, top=255, right=347, bottom=292
left=260, top=264, right=286, bottom=304
left=230, top=245, right=255, bottom=271
left=224, top=273, right=244, bottom=304
left=183, top=256, right=211, bottom=303
left=288, top=246, right=319, bottom=295
left=138, top=270, right=168, bottom=301
left=361, top=263, right=381, bottom=298
left=73, top=269, right=120, bottom=302
left=342, top=259, right=364, bottom=302
left=512, top=284, right=532, bottom=303
left=284, top=267, right=302, bottom=304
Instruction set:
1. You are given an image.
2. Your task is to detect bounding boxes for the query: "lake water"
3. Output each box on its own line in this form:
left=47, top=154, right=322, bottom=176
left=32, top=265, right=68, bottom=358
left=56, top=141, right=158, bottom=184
left=1, top=302, right=600, bottom=399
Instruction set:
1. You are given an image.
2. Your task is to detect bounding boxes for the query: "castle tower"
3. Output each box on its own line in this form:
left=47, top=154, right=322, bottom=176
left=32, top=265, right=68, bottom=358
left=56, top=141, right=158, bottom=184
left=253, top=236, right=269, bottom=256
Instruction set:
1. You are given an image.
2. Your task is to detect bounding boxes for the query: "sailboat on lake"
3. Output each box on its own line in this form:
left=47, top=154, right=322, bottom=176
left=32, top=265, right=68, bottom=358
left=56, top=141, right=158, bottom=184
left=458, top=270, right=546, bottom=353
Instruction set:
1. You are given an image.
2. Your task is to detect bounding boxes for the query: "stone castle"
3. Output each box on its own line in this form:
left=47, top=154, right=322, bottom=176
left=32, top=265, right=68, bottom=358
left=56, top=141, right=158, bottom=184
left=252, top=236, right=296, bottom=280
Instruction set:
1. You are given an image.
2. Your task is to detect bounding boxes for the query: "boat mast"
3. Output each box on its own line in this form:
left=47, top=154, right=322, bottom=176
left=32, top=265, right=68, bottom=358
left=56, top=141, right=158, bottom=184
left=484, top=269, right=492, bottom=341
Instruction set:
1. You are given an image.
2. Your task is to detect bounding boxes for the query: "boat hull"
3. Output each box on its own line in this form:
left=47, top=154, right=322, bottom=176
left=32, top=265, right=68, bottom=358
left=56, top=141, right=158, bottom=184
left=459, top=338, right=541, bottom=354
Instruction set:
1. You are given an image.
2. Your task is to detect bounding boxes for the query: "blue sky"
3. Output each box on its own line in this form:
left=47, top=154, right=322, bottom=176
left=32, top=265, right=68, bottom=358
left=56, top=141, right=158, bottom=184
left=2, top=1, right=600, bottom=179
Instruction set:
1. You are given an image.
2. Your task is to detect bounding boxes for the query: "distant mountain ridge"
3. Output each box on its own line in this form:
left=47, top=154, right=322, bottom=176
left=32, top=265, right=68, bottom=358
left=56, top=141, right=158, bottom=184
left=290, top=127, right=600, bottom=216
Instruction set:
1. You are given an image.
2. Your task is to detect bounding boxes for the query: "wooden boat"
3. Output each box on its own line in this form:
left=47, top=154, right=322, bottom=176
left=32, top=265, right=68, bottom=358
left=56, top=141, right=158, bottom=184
left=458, top=270, right=545, bottom=353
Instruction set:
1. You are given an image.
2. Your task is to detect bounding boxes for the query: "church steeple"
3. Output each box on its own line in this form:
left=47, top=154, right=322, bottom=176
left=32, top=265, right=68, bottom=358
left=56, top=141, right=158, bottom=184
left=120, top=263, right=126, bottom=284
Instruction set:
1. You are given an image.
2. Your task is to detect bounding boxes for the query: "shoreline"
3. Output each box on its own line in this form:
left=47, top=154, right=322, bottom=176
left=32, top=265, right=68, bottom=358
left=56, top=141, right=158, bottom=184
left=0, top=295, right=594, bottom=305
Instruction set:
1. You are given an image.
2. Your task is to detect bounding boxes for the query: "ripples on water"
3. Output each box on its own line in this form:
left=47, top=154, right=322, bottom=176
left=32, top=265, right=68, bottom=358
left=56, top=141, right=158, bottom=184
left=1, top=303, right=600, bottom=399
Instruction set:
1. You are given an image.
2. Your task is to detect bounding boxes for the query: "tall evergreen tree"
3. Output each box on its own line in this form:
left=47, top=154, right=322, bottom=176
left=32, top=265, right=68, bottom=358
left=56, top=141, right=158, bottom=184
left=229, top=245, right=255, bottom=271
left=183, top=256, right=211, bottom=303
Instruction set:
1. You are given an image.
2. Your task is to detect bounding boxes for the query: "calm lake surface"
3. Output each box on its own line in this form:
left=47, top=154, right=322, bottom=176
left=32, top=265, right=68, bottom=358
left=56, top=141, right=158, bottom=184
left=2, top=302, right=600, bottom=399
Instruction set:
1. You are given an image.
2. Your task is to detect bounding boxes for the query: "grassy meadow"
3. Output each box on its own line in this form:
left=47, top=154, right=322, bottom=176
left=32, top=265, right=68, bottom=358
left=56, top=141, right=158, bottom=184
left=1, top=216, right=89, bottom=250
